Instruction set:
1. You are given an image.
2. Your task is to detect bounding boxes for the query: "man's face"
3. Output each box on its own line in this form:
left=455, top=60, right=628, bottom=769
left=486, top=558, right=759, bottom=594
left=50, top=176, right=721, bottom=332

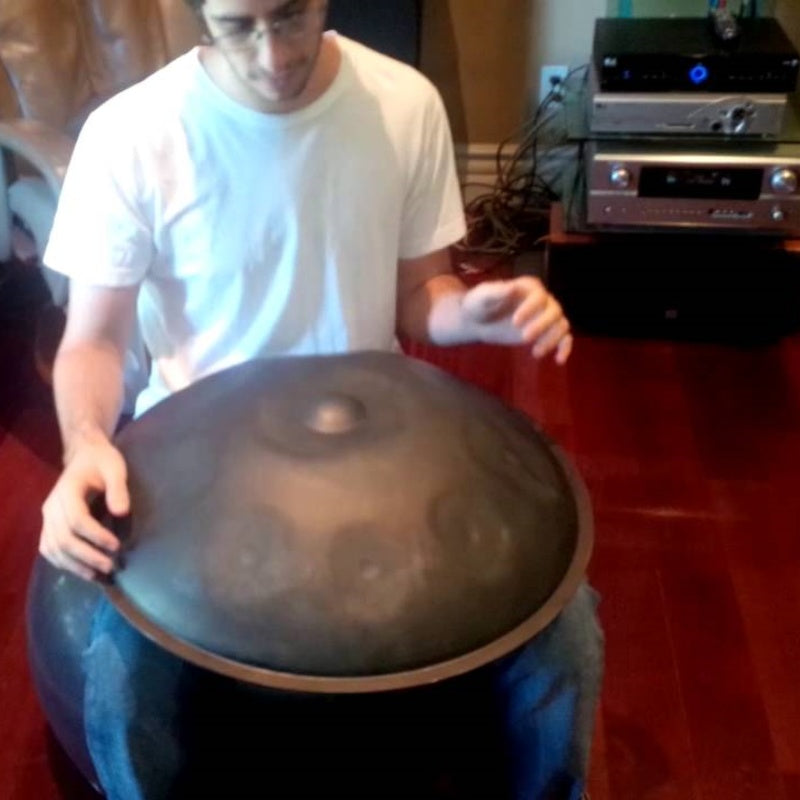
left=200, top=0, right=328, bottom=107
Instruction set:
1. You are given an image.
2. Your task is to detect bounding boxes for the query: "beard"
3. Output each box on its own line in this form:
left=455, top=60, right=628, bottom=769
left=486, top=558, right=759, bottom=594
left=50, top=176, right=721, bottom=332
left=239, top=35, right=325, bottom=107
left=245, top=59, right=314, bottom=101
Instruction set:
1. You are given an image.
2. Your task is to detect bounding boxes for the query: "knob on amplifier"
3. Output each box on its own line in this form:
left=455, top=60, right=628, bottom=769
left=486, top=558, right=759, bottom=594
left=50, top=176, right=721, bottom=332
left=609, top=165, right=633, bottom=189
left=771, top=168, right=799, bottom=194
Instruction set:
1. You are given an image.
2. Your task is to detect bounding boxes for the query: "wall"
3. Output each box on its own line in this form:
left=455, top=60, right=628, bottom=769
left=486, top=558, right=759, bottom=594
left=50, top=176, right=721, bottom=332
left=420, top=0, right=800, bottom=145
left=419, top=0, right=533, bottom=144
left=777, top=1, right=800, bottom=51
left=527, top=0, right=605, bottom=97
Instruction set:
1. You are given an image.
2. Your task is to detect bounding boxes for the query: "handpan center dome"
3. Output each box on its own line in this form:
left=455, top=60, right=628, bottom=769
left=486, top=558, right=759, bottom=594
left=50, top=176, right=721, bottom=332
left=302, top=392, right=368, bottom=435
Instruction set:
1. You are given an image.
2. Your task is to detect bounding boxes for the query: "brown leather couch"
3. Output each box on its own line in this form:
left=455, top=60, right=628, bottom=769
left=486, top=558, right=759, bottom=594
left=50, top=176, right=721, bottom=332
left=0, top=0, right=201, bottom=135
left=0, top=0, right=203, bottom=399
left=0, top=0, right=202, bottom=286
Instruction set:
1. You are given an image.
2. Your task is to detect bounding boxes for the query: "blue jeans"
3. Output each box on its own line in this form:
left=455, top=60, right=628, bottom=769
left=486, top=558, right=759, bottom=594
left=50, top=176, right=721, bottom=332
left=84, top=584, right=603, bottom=799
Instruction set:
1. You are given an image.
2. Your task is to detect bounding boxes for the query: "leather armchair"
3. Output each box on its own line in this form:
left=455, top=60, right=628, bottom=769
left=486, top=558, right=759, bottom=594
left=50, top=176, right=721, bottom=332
left=0, top=0, right=202, bottom=303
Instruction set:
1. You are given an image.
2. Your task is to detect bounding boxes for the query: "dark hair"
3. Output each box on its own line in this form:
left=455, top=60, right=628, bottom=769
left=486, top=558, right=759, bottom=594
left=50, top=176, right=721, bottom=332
left=184, top=0, right=204, bottom=10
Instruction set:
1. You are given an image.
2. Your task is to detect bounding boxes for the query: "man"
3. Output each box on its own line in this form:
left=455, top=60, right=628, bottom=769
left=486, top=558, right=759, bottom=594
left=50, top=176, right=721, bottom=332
left=38, top=1, right=603, bottom=797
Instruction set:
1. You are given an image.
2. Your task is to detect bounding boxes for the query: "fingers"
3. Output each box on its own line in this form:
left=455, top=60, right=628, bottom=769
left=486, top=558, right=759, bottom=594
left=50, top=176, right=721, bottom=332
left=519, top=297, right=564, bottom=343
left=41, top=490, right=119, bottom=579
left=39, top=442, right=128, bottom=582
left=99, top=448, right=130, bottom=517
left=39, top=540, right=97, bottom=582
left=39, top=527, right=112, bottom=581
left=461, top=276, right=573, bottom=363
left=510, top=278, right=549, bottom=328
left=555, top=332, right=574, bottom=364
left=58, top=484, right=121, bottom=553
left=509, top=278, right=572, bottom=363
left=530, top=319, right=573, bottom=363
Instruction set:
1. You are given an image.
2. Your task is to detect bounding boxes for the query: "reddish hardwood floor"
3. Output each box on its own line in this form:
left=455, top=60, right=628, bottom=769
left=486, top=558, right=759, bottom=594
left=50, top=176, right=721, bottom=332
left=2, top=258, right=800, bottom=799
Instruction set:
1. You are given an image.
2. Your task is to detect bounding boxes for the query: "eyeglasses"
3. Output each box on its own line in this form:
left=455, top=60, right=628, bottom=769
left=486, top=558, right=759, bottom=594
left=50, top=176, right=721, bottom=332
left=205, top=4, right=323, bottom=52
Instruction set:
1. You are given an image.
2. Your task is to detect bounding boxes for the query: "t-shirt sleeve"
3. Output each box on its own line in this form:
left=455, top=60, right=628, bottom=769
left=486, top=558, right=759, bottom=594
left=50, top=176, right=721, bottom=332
left=43, top=106, right=154, bottom=287
left=398, top=85, right=467, bottom=260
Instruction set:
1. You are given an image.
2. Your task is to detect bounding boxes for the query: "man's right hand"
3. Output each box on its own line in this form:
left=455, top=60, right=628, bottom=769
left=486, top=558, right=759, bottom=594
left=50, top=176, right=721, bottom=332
left=40, top=431, right=129, bottom=581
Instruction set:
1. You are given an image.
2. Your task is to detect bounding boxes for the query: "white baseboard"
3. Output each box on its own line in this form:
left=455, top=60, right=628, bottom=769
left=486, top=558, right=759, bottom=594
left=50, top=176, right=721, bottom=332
left=455, top=143, right=512, bottom=201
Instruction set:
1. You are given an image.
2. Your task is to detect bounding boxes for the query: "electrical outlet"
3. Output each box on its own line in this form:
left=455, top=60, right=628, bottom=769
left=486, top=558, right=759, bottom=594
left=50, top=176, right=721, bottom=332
left=539, top=65, right=569, bottom=106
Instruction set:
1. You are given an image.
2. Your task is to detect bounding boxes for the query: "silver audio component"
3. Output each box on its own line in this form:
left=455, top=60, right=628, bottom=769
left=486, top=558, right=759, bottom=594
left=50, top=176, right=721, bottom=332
left=586, top=140, right=800, bottom=234
left=588, top=66, right=788, bottom=137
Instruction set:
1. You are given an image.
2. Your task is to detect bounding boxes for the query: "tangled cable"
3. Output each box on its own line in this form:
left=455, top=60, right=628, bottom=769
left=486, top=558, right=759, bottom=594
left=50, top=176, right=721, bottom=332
left=456, top=66, right=588, bottom=264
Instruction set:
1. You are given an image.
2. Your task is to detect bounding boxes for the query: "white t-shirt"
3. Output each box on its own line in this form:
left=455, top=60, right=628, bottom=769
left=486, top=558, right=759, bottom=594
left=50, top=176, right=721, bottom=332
left=44, top=34, right=466, bottom=415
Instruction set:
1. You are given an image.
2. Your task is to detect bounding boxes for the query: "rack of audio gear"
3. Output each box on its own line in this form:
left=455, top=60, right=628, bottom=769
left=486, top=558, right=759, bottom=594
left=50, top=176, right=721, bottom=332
left=580, top=10, right=800, bottom=236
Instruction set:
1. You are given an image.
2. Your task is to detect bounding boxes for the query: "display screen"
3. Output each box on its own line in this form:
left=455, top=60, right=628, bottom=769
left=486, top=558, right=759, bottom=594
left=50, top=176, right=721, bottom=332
left=639, top=167, right=763, bottom=200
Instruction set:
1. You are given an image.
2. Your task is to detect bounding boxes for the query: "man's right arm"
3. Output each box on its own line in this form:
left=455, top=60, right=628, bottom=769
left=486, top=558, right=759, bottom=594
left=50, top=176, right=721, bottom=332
left=40, top=281, right=140, bottom=581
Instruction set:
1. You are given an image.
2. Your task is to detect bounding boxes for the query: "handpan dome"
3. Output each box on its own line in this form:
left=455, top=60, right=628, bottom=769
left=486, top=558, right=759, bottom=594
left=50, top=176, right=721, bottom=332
left=103, top=352, right=592, bottom=693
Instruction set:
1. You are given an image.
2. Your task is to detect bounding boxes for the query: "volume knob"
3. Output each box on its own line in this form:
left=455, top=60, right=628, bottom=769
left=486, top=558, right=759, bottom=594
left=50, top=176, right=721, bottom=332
left=609, top=165, right=632, bottom=189
left=771, top=168, right=798, bottom=194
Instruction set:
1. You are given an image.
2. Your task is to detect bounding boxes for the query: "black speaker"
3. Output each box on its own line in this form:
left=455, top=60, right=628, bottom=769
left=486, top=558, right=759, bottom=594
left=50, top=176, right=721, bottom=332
left=547, top=231, right=800, bottom=344
left=326, top=0, right=422, bottom=66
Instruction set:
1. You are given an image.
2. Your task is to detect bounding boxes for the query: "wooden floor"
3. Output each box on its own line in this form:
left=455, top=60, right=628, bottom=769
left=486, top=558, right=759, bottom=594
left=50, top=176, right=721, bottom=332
left=2, top=257, right=800, bottom=799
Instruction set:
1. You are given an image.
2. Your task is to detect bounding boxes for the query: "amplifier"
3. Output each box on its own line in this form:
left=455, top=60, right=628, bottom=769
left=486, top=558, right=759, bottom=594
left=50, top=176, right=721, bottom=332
left=586, top=140, right=800, bottom=234
left=593, top=17, right=800, bottom=94
left=588, top=65, right=788, bottom=136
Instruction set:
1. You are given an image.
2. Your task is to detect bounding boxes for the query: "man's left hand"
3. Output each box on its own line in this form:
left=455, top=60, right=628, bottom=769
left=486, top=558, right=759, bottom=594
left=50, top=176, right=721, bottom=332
left=461, top=276, right=573, bottom=364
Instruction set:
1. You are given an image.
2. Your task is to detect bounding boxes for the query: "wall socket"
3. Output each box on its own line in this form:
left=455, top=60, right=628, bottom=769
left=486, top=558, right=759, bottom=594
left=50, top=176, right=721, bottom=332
left=539, top=65, right=569, bottom=106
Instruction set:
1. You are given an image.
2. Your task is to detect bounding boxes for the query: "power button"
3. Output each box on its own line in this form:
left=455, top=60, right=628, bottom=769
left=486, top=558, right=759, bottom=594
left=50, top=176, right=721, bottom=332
left=689, top=64, right=709, bottom=85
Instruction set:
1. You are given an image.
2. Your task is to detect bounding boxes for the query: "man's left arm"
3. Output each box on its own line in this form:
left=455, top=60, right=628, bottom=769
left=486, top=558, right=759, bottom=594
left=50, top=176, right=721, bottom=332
left=396, top=248, right=573, bottom=364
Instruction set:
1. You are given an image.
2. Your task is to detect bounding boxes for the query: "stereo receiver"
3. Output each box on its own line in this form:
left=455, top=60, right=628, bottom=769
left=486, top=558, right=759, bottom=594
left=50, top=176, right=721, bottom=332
left=586, top=140, right=800, bottom=234
left=593, top=17, right=800, bottom=94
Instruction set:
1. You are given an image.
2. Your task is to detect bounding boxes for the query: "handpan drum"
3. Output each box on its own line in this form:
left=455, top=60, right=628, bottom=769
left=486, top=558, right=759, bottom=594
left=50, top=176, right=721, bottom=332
left=97, top=350, right=593, bottom=693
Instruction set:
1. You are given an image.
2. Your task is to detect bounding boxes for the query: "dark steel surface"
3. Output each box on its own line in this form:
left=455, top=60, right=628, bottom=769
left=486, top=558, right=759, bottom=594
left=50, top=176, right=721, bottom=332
left=26, top=557, right=102, bottom=788
left=102, top=352, right=593, bottom=692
